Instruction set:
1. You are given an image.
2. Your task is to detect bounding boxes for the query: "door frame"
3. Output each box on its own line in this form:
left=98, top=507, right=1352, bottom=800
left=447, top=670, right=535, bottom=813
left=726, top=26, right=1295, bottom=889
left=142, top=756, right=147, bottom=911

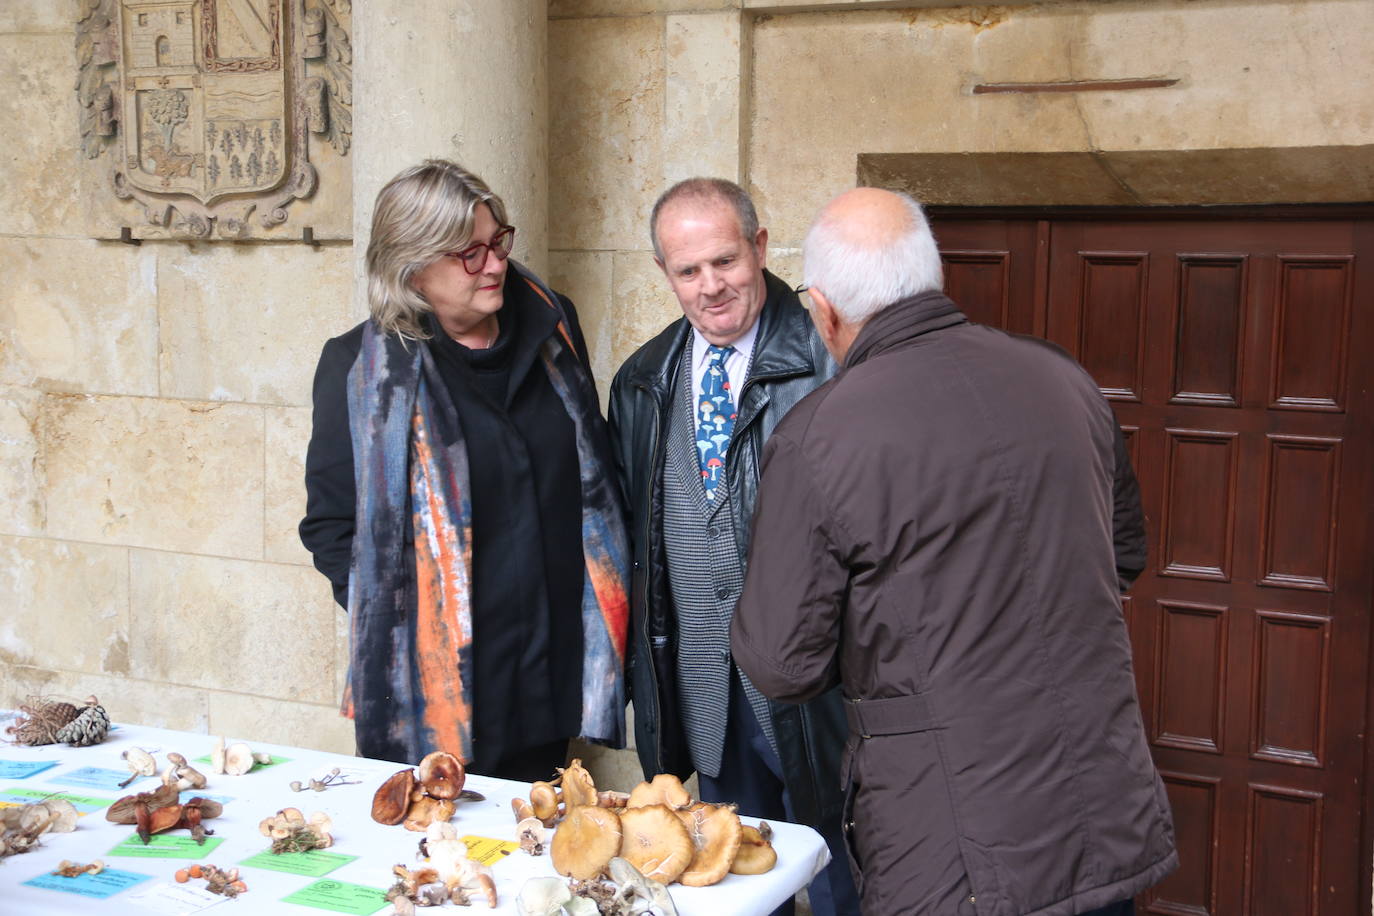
left=926, top=203, right=1374, bottom=914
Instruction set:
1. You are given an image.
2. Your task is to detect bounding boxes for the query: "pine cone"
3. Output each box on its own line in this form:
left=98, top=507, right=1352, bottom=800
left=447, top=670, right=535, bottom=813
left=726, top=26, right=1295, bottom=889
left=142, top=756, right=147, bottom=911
left=56, top=702, right=111, bottom=747
left=5, top=699, right=80, bottom=746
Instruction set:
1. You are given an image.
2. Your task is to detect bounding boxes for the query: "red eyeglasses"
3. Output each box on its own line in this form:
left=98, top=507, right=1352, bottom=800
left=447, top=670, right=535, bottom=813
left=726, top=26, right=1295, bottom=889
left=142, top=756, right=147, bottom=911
left=443, top=226, right=516, bottom=274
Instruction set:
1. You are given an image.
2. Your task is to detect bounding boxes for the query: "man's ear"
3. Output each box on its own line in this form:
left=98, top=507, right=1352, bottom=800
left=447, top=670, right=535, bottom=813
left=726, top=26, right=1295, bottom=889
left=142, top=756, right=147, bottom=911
left=653, top=255, right=668, bottom=279
left=810, top=287, right=840, bottom=340
left=753, top=226, right=769, bottom=267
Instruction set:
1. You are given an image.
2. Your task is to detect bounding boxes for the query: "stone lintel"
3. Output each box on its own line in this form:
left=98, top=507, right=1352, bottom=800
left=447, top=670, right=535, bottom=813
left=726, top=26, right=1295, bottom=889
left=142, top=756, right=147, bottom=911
left=858, top=146, right=1374, bottom=207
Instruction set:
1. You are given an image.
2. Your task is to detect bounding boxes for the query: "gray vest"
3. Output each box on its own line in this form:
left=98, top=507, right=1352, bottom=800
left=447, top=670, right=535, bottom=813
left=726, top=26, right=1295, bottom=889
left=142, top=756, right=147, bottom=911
left=662, top=345, right=775, bottom=778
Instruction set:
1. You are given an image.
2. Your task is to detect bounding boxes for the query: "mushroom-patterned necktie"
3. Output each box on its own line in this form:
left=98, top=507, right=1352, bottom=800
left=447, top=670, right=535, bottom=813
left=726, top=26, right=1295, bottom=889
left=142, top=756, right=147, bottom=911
left=696, top=344, right=738, bottom=500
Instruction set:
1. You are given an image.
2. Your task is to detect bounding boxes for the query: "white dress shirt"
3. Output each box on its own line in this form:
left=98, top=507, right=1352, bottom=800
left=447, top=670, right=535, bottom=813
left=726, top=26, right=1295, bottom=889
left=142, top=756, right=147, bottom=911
left=689, top=317, right=759, bottom=402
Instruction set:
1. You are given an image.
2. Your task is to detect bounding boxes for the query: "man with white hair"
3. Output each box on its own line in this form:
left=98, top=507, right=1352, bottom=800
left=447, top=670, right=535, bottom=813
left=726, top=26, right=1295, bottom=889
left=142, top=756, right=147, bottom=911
left=731, top=187, right=1175, bottom=915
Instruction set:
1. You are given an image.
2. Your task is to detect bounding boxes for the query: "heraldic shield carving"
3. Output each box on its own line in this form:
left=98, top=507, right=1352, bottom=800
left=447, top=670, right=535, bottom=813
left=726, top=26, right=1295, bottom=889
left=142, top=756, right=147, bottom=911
left=76, top=0, right=352, bottom=239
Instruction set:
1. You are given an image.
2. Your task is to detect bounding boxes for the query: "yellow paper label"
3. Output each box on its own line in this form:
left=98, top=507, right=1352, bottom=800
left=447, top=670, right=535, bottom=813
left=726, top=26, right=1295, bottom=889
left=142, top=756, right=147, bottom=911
left=460, top=835, right=518, bottom=866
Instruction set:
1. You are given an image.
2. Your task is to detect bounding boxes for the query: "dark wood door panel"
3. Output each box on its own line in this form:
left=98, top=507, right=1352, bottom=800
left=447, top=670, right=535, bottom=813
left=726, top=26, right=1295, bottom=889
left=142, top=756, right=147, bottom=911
left=929, top=211, right=1373, bottom=915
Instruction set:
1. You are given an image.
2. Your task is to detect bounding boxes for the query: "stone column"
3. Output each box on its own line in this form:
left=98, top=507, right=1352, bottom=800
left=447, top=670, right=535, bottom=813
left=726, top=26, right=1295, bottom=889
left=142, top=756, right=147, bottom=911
left=352, top=0, right=549, bottom=316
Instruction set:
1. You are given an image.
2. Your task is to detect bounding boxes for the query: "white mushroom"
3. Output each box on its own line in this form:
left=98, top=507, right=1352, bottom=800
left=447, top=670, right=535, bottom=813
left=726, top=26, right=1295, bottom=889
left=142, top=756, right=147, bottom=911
left=515, top=878, right=572, bottom=916
left=211, top=735, right=227, bottom=775
left=223, top=742, right=255, bottom=776
left=516, top=817, right=546, bottom=855
left=118, top=748, right=157, bottom=787
left=166, top=752, right=207, bottom=789
left=609, top=857, right=680, bottom=916
left=36, top=800, right=80, bottom=834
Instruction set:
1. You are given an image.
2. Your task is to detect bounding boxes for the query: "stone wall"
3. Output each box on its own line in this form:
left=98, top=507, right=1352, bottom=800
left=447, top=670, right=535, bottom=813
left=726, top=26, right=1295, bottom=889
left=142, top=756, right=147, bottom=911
left=2, top=0, right=1370, bottom=784
left=0, top=2, right=357, bottom=750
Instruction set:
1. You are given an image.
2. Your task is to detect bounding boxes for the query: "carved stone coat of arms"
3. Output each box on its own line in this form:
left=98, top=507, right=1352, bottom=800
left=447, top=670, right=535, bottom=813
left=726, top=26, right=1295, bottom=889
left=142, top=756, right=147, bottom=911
left=76, top=0, right=352, bottom=240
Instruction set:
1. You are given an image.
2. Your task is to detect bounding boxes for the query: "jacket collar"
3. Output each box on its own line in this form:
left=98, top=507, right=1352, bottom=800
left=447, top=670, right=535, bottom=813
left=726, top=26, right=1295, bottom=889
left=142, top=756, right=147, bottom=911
left=844, top=290, right=968, bottom=369
left=626, top=269, right=817, bottom=395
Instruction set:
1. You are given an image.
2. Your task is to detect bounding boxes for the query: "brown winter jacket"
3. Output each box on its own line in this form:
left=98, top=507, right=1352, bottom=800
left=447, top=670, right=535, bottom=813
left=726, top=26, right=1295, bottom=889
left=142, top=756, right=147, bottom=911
left=732, top=291, right=1177, bottom=915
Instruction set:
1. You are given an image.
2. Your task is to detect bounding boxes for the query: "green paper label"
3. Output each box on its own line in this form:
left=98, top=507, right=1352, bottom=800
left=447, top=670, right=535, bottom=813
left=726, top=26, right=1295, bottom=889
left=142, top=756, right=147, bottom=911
left=106, top=832, right=226, bottom=858
left=239, top=849, right=357, bottom=877
left=0, top=788, right=112, bottom=812
left=281, top=879, right=390, bottom=915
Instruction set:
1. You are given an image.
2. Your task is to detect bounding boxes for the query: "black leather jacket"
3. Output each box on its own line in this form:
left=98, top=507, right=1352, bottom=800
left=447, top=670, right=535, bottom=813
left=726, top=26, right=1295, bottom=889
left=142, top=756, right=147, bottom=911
left=607, top=270, right=849, bottom=829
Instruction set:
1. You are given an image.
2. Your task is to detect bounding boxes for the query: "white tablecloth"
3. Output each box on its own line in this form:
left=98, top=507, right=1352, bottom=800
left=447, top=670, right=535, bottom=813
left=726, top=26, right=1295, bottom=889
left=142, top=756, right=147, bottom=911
left=0, top=717, right=828, bottom=915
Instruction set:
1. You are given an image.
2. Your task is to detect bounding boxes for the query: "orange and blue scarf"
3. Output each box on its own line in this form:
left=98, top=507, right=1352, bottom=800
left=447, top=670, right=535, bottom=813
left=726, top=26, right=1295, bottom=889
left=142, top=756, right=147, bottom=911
left=343, top=263, right=629, bottom=764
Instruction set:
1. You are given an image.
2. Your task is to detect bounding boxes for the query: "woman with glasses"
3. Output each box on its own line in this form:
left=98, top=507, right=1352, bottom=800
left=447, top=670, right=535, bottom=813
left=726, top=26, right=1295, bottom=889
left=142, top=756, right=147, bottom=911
left=300, top=159, right=629, bottom=782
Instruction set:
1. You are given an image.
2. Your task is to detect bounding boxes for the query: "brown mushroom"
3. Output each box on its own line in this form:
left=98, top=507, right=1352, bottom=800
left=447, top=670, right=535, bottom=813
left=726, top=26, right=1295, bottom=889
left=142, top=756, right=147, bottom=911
left=529, top=780, right=560, bottom=824
left=627, top=773, right=693, bottom=810
left=557, top=759, right=598, bottom=809
left=371, top=768, right=418, bottom=826
left=676, top=802, right=742, bottom=887
left=596, top=790, right=631, bottom=809
left=617, top=803, right=694, bottom=885
left=511, top=797, right=537, bottom=823
left=417, top=751, right=466, bottom=800
left=550, top=804, right=623, bottom=880
left=402, top=794, right=455, bottom=832
left=731, top=822, right=778, bottom=875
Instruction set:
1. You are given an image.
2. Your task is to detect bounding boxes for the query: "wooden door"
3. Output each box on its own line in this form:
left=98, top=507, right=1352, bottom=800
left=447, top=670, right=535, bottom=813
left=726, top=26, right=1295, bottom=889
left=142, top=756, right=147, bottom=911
left=931, top=212, right=1374, bottom=915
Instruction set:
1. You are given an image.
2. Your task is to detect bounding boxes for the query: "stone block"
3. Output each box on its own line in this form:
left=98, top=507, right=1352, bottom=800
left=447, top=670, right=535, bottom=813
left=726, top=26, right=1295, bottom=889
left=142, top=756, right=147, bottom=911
left=0, top=665, right=212, bottom=734
left=548, top=250, right=615, bottom=404
left=40, top=395, right=265, bottom=558
left=158, top=243, right=356, bottom=407
left=0, top=238, right=159, bottom=396
left=0, top=35, right=85, bottom=237
left=571, top=740, right=645, bottom=794
left=610, top=251, right=682, bottom=370
left=0, top=2, right=70, bottom=32
left=664, top=13, right=743, bottom=185
left=265, top=406, right=314, bottom=566
left=128, top=551, right=339, bottom=704
left=767, top=247, right=805, bottom=291
left=207, top=693, right=356, bottom=756
left=551, top=0, right=732, bottom=17
left=0, top=386, right=44, bottom=537
left=751, top=2, right=1374, bottom=236
left=550, top=16, right=665, bottom=252
left=0, top=536, right=129, bottom=678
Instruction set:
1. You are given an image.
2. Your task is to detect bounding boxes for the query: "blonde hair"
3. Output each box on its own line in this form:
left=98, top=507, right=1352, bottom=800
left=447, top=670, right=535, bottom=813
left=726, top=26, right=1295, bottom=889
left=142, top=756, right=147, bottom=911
left=365, top=159, right=510, bottom=340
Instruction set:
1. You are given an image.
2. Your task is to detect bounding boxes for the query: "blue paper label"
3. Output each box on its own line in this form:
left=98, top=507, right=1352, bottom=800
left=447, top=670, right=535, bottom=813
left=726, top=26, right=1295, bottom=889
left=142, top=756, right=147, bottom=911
left=23, top=866, right=153, bottom=898
left=0, top=759, right=59, bottom=779
left=47, top=766, right=137, bottom=792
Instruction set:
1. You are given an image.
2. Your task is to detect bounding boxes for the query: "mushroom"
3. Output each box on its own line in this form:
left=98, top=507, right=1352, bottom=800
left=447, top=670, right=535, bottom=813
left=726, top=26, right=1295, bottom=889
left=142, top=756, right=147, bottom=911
left=731, top=822, right=777, bottom=875
left=626, top=773, right=692, bottom=810
left=557, top=759, right=598, bottom=809
left=163, top=753, right=208, bottom=791
left=609, top=856, right=681, bottom=915
left=511, top=797, right=537, bottom=823
left=307, top=811, right=335, bottom=848
left=402, top=795, right=455, bottom=833
left=372, top=768, right=418, bottom=825
left=529, top=780, right=561, bottom=824
left=33, top=800, right=80, bottom=834
left=596, top=790, right=631, bottom=809
left=222, top=742, right=255, bottom=776
left=210, top=735, right=227, bottom=775
left=676, top=803, right=742, bottom=887
left=616, top=804, right=693, bottom=885
left=417, top=751, right=466, bottom=800
left=515, top=877, right=572, bottom=916
left=516, top=817, right=546, bottom=855
left=550, top=804, right=623, bottom=880
left=118, top=748, right=157, bottom=788
left=422, top=822, right=498, bottom=907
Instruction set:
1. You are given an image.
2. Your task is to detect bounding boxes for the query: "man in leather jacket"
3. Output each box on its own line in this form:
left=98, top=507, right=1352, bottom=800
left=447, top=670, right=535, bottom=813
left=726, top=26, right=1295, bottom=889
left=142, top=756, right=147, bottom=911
left=608, top=178, right=859, bottom=916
